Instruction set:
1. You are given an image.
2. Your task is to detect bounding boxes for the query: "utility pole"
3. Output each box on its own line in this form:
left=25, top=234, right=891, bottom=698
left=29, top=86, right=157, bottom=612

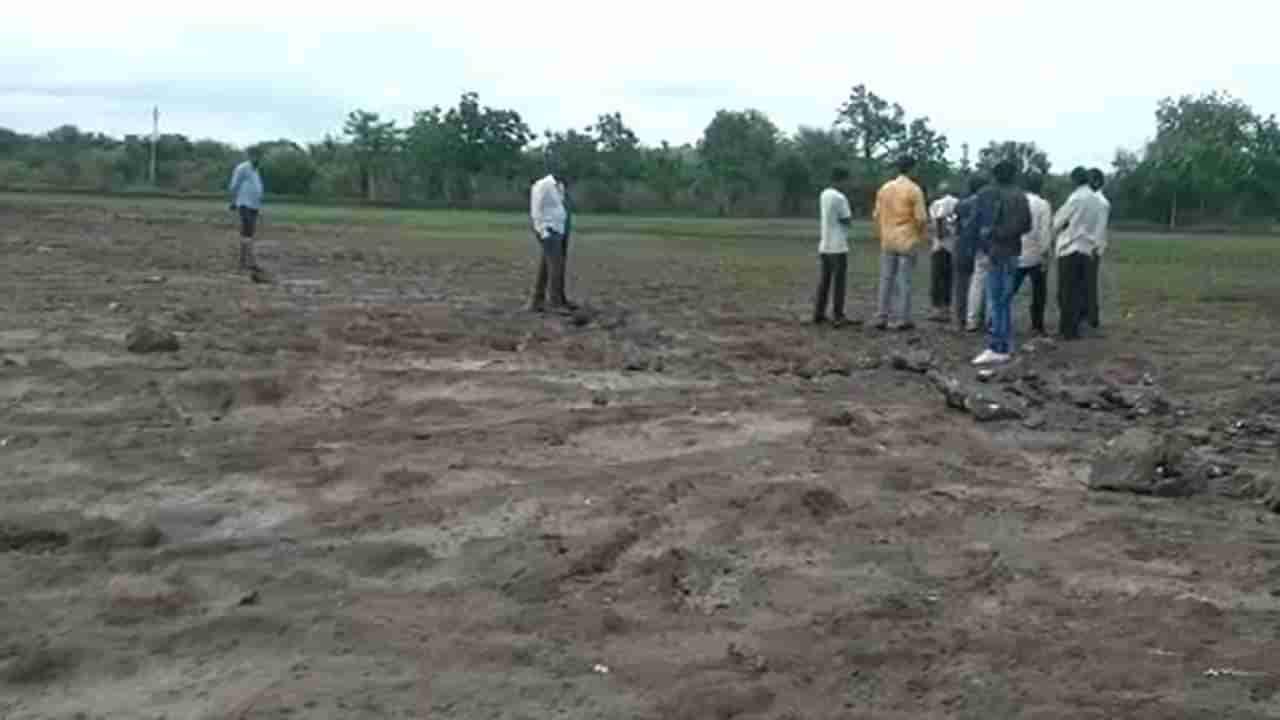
left=149, top=106, right=159, bottom=186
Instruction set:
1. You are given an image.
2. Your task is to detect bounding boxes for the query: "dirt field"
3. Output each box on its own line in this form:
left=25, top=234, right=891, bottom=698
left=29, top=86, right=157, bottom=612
left=3, top=193, right=1280, bottom=719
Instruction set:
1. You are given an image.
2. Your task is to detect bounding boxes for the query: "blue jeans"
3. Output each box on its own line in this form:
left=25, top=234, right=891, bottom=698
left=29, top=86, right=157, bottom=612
left=986, top=254, right=1017, bottom=354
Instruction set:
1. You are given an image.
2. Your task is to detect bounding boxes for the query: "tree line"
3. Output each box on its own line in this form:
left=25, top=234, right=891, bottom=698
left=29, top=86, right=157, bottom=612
left=1, top=87, right=1276, bottom=227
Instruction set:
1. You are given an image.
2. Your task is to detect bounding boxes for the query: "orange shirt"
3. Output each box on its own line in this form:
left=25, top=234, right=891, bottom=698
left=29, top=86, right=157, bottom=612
left=874, top=175, right=928, bottom=253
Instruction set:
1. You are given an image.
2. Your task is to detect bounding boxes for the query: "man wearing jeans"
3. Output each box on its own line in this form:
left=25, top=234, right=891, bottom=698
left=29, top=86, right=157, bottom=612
left=872, top=156, right=927, bottom=330
left=814, top=167, right=853, bottom=326
left=1010, top=174, right=1054, bottom=335
left=529, top=170, right=577, bottom=313
left=972, top=160, right=1031, bottom=366
left=228, top=146, right=265, bottom=274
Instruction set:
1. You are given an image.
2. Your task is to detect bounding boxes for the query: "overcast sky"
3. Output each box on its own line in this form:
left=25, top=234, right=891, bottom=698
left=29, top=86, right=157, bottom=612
left=4, top=2, right=1278, bottom=172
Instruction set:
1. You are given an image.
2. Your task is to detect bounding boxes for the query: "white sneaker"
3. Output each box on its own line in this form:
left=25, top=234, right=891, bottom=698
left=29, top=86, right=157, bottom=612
left=972, top=350, right=1011, bottom=366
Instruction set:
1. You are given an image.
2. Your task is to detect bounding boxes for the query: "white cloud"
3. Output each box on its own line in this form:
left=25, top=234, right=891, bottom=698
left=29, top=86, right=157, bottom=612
left=4, top=1, right=1279, bottom=170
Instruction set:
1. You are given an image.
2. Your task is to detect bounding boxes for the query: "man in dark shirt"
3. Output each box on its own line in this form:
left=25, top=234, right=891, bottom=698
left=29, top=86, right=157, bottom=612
left=952, top=175, right=988, bottom=332
left=973, top=160, right=1032, bottom=365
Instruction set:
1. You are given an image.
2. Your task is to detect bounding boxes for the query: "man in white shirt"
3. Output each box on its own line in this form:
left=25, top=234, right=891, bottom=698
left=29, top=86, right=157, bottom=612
left=228, top=146, right=265, bottom=274
left=529, top=169, right=576, bottom=313
left=1086, top=168, right=1111, bottom=330
left=927, top=183, right=959, bottom=322
left=1053, top=167, right=1107, bottom=340
left=815, top=167, right=853, bottom=326
left=1010, top=174, right=1053, bottom=335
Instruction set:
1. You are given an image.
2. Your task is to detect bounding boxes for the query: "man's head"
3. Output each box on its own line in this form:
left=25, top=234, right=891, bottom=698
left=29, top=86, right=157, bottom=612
left=1024, top=174, right=1045, bottom=195
left=247, top=145, right=264, bottom=165
left=895, top=156, right=916, bottom=176
left=1070, top=167, right=1090, bottom=187
left=992, top=160, right=1017, bottom=186
left=968, top=175, right=989, bottom=195
left=1088, top=168, right=1106, bottom=191
left=831, top=167, right=850, bottom=185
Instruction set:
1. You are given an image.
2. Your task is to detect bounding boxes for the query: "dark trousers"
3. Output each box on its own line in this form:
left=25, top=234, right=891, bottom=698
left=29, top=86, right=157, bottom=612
left=930, top=248, right=953, bottom=309
left=1085, top=253, right=1102, bottom=328
left=814, top=252, right=848, bottom=321
left=1011, top=264, right=1048, bottom=333
left=237, top=206, right=259, bottom=269
left=531, top=229, right=568, bottom=308
left=1057, top=253, right=1090, bottom=339
left=953, top=255, right=974, bottom=328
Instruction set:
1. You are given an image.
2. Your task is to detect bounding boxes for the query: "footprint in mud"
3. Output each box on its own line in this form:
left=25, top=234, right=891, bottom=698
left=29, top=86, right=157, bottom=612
left=729, top=482, right=852, bottom=526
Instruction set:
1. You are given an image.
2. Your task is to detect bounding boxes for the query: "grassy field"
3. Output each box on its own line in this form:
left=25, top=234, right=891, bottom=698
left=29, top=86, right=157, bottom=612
left=3, top=191, right=1280, bottom=719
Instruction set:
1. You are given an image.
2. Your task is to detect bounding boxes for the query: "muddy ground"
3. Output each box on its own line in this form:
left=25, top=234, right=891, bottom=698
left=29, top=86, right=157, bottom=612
left=2, top=195, right=1280, bottom=719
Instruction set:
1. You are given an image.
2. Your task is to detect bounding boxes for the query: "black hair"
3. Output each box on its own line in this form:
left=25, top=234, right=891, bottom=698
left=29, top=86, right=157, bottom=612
left=895, top=156, right=916, bottom=174
left=992, top=160, right=1017, bottom=184
left=1070, top=167, right=1090, bottom=187
left=831, top=167, right=850, bottom=183
left=1088, top=168, right=1105, bottom=189
left=968, top=175, right=989, bottom=194
left=1025, top=174, right=1044, bottom=194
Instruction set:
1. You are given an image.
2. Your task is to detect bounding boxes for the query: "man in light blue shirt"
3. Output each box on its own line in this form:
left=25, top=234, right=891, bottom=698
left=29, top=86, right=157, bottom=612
left=228, top=146, right=265, bottom=273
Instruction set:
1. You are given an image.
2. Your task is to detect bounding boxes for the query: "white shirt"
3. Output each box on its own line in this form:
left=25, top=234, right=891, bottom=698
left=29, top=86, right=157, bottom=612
left=819, top=187, right=852, bottom=254
left=1020, top=193, right=1053, bottom=267
left=530, top=174, right=567, bottom=237
left=928, top=194, right=959, bottom=251
left=228, top=160, right=264, bottom=209
left=1094, top=190, right=1111, bottom=255
left=1053, top=186, right=1107, bottom=258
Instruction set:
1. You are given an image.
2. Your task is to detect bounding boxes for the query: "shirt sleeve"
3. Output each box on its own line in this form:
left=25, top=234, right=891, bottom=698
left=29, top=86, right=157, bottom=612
left=1052, top=196, right=1073, bottom=231
left=228, top=164, right=243, bottom=197
left=530, top=181, right=543, bottom=228
left=912, top=186, right=927, bottom=231
left=838, top=194, right=851, bottom=221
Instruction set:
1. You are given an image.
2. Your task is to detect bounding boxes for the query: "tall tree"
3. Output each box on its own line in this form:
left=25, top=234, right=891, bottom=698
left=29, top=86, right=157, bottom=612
left=698, top=109, right=780, bottom=215
left=836, top=85, right=906, bottom=164
left=977, top=140, right=1050, bottom=177
left=343, top=110, right=400, bottom=201
left=439, top=92, right=532, bottom=205
left=642, top=142, right=693, bottom=208
left=589, top=112, right=643, bottom=209
left=898, top=117, right=951, bottom=192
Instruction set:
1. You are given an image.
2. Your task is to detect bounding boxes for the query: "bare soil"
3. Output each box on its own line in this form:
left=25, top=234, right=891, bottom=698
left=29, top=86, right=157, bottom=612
left=2, top=198, right=1280, bottom=719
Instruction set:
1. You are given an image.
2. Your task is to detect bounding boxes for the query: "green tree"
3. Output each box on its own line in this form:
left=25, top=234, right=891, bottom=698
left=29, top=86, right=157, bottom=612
left=899, top=117, right=951, bottom=192
left=1146, top=91, right=1257, bottom=226
left=257, top=141, right=318, bottom=195
left=589, top=112, right=643, bottom=209
left=836, top=84, right=905, bottom=164
left=698, top=109, right=780, bottom=215
left=977, top=140, right=1050, bottom=177
left=437, top=92, right=532, bottom=206
left=343, top=110, right=401, bottom=201
left=642, top=142, right=693, bottom=208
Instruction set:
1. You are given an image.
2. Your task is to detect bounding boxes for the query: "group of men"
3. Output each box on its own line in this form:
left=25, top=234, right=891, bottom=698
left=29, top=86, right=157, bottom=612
left=815, top=156, right=1111, bottom=365
left=228, top=146, right=1108, bottom=365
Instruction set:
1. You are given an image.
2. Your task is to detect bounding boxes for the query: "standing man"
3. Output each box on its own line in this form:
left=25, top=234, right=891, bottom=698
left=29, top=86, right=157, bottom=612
left=529, top=168, right=577, bottom=313
left=228, top=146, right=265, bottom=274
left=1010, top=174, right=1053, bottom=336
left=972, top=160, right=1032, bottom=366
left=1053, top=167, right=1106, bottom=340
left=953, top=175, right=988, bottom=331
left=927, top=182, right=960, bottom=322
left=814, top=167, right=854, bottom=326
left=872, top=156, right=927, bottom=331
left=1086, top=168, right=1111, bottom=330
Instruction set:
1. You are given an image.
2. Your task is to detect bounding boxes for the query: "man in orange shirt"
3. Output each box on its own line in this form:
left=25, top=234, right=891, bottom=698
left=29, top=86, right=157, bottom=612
left=872, top=156, right=928, bottom=330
